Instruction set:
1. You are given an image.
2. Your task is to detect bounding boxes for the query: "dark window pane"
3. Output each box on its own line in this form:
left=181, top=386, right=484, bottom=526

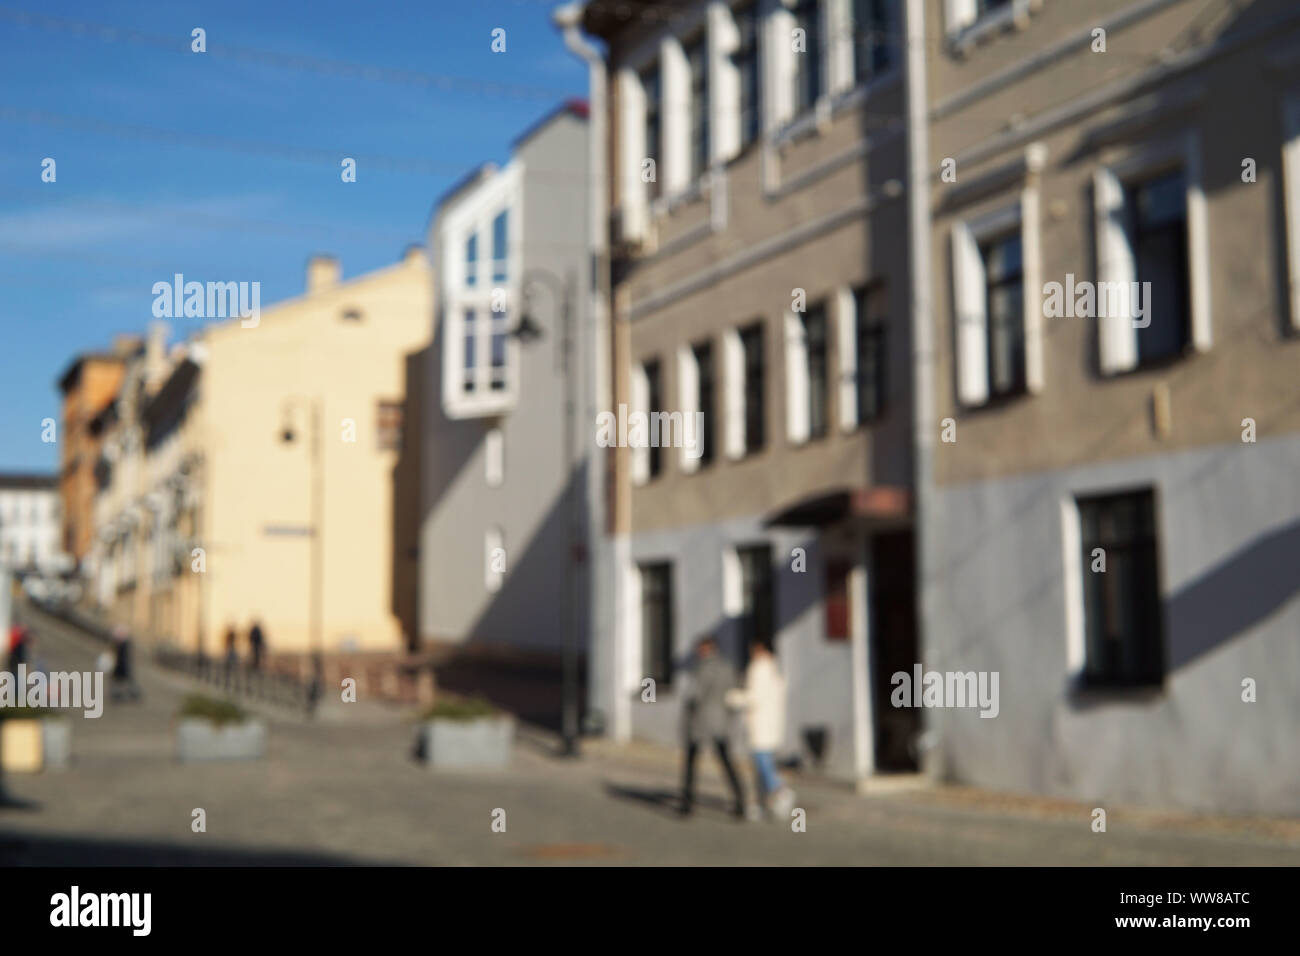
left=645, top=359, right=662, bottom=478
left=853, top=0, right=895, bottom=83
left=980, top=232, right=1025, bottom=398
left=804, top=305, right=829, bottom=439
left=687, top=34, right=709, bottom=179
left=733, top=1, right=761, bottom=148
left=854, top=285, right=887, bottom=422
left=793, top=0, right=823, bottom=115
left=463, top=309, right=476, bottom=393
left=1077, top=489, right=1164, bottom=688
left=640, top=563, right=674, bottom=686
left=1130, top=171, right=1189, bottom=365
left=642, top=64, right=662, bottom=200
left=738, top=544, right=774, bottom=670
left=741, top=324, right=765, bottom=453
left=693, top=341, right=715, bottom=465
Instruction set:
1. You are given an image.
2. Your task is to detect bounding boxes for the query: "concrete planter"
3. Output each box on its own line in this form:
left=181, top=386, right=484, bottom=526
left=0, top=717, right=70, bottom=773
left=417, top=715, right=513, bottom=770
left=177, top=718, right=266, bottom=762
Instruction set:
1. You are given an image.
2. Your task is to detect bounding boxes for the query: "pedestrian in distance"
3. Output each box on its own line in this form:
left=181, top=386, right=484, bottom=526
left=110, top=625, right=141, bottom=703
left=727, top=640, right=796, bottom=821
left=248, top=619, right=266, bottom=673
left=679, top=633, right=747, bottom=819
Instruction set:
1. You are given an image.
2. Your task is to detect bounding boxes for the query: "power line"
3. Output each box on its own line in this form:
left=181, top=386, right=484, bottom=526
left=0, top=6, right=575, bottom=102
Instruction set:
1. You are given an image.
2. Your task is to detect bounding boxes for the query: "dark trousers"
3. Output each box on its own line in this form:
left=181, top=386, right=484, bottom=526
left=681, top=737, right=745, bottom=813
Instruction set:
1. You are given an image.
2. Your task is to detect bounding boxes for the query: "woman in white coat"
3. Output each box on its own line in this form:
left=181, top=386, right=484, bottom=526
left=726, top=641, right=795, bottom=819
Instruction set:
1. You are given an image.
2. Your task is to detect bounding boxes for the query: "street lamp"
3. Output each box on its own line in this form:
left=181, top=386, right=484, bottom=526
left=279, top=397, right=324, bottom=705
left=514, top=268, right=581, bottom=758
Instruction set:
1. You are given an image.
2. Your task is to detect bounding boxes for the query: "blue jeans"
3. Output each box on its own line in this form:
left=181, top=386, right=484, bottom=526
left=752, top=751, right=782, bottom=798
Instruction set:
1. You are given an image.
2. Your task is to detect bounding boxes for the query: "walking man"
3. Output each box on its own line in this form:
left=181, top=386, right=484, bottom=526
left=679, top=634, right=746, bottom=819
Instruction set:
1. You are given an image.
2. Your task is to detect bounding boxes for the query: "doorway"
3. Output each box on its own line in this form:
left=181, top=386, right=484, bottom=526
left=870, top=530, right=919, bottom=772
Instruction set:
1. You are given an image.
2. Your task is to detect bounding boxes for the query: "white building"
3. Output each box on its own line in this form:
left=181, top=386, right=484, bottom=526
left=0, top=473, right=65, bottom=574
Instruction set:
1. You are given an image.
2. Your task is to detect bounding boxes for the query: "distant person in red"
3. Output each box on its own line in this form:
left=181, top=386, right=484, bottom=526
left=6, top=624, right=29, bottom=672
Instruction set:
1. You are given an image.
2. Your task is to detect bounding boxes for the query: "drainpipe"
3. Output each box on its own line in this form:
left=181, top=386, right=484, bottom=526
left=904, top=0, right=937, bottom=778
left=554, top=4, right=628, bottom=742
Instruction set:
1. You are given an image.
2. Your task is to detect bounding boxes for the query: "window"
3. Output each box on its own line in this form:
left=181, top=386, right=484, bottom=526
left=980, top=230, right=1026, bottom=398
left=1129, top=170, right=1190, bottom=366
left=463, top=309, right=477, bottom=393
left=853, top=0, right=895, bottom=83
left=485, top=427, right=504, bottom=487
left=1076, top=490, right=1164, bottom=688
left=644, top=358, right=663, bottom=479
left=803, top=304, right=829, bottom=439
left=825, top=558, right=850, bottom=640
left=492, top=210, right=508, bottom=285
left=740, top=324, right=765, bottom=454
left=642, top=63, right=662, bottom=201
left=376, top=400, right=403, bottom=452
left=465, top=233, right=478, bottom=288
left=737, top=544, right=774, bottom=669
left=341, top=307, right=363, bottom=322
left=853, top=286, right=887, bottom=423
left=732, top=1, right=761, bottom=149
left=792, top=0, right=823, bottom=116
left=946, top=0, right=1020, bottom=41
left=693, top=341, right=715, bottom=466
left=490, top=308, right=508, bottom=391
left=686, top=33, right=709, bottom=179
left=640, top=562, right=674, bottom=686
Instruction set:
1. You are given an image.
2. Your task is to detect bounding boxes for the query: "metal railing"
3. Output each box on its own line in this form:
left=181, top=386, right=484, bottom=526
left=153, top=647, right=321, bottom=717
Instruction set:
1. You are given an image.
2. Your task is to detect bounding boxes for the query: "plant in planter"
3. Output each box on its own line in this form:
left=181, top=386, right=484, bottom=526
left=175, top=694, right=266, bottom=762
left=0, top=705, right=70, bottom=773
left=415, top=695, right=513, bottom=770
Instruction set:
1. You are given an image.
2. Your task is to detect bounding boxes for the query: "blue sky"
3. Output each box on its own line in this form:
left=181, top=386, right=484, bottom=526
left=0, top=0, right=585, bottom=471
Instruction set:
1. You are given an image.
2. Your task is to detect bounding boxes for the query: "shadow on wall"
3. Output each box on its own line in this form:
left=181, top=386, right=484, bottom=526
left=1165, top=515, right=1300, bottom=672
left=391, top=344, right=429, bottom=652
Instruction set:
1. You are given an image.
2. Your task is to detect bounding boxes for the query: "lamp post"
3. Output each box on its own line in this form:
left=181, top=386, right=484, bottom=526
left=514, top=267, right=581, bottom=757
left=279, top=397, right=324, bottom=699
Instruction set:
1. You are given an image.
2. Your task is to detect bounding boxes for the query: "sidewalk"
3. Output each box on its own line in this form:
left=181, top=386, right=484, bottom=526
left=4, top=604, right=1298, bottom=865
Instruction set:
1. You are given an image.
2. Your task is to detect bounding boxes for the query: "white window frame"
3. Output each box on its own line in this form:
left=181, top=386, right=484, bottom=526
left=1093, top=131, right=1211, bottom=376
left=945, top=0, right=1036, bottom=52
left=438, top=162, right=523, bottom=419
left=723, top=327, right=747, bottom=459
left=631, top=362, right=652, bottom=486
left=950, top=191, right=1043, bottom=407
left=784, top=311, right=811, bottom=444
left=1281, top=93, right=1300, bottom=331
left=677, top=345, right=702, bottom=473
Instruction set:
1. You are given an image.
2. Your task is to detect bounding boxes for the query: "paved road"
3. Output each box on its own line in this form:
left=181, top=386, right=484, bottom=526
left=3, top=603, right=1298, bottom=866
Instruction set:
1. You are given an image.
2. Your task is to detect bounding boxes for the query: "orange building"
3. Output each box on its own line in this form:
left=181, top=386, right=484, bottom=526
left=55, top=338, right=135, bottom=572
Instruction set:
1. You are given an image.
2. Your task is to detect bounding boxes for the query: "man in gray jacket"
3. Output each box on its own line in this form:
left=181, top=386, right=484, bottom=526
left=680, top=634, right=746, bottom=818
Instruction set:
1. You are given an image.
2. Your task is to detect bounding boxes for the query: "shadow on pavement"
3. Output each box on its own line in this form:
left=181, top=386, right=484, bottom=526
left=604, top=781, right=738, bottom=821
left=0, top=829, right=387, bottom=866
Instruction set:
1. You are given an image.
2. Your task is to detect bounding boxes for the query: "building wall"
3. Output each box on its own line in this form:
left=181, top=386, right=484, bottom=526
left=419, top=109, right=592, bottom=657
left=59, top=357, right=124, bottom=564
left=926, top=0, right=1300, bottom=482
left=919, top=0, right=1300, bottom=813
left=200, top=252, right=431, bottom=655
left=593, top=0, right=914, bottom=751
left=0, top=486, right=61, bottom=572
left=926, top=433, right=1300, bottom=815
left=627, top=515, right=862, bottom=779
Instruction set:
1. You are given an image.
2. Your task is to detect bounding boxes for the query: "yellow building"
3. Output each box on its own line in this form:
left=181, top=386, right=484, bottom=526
left=196, top=248, right=430, bottom=660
